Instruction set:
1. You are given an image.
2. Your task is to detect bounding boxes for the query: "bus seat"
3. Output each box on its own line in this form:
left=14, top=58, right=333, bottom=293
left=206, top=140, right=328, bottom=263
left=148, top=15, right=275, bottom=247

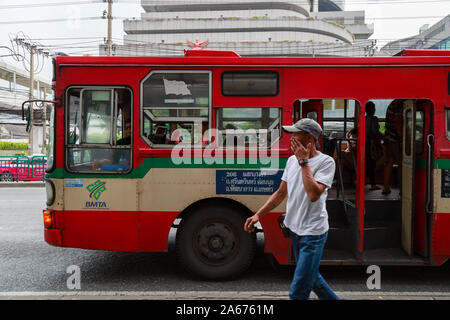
left=151, top=126, right=168, bottom=144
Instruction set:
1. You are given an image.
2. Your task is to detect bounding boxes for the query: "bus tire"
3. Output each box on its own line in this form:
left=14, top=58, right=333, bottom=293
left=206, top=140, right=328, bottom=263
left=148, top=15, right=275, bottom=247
left=0, top=173, right=14, bottom=182
left=176, top=205, right=256, bottom=280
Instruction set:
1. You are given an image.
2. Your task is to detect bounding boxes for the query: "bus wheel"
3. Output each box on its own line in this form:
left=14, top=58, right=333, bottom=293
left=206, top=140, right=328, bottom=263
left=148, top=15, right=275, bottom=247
left=176, top=205, right=256, bottom=280
left=0, top=173, right=14, bottom=182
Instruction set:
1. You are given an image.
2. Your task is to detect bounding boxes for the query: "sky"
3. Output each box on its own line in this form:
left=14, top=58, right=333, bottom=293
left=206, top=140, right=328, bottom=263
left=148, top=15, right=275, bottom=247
left=0, top=0, right=449, bottom=81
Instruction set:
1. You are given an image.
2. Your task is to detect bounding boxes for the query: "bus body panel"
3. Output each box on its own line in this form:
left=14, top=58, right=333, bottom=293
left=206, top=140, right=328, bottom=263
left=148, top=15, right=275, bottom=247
left=433, top=213, right=450, bottom=257
left=44, top=53, right=450, bottom=270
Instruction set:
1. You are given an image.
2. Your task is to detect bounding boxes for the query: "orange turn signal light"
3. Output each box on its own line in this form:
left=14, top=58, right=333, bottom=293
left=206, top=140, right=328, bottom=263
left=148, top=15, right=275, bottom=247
left=43, top=210, right=54, bottom=229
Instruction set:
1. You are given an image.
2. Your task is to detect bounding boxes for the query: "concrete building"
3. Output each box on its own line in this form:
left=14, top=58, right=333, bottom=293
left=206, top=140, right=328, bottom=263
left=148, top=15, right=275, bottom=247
left=102, top=0, right=374, bottom=57
left=381, top=14, right=450, bottom=56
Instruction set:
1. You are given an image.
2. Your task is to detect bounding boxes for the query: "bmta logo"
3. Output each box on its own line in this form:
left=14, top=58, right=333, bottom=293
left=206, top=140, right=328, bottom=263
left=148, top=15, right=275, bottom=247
left=85, top=180, right=108, bottom=209
left=86, top=180, right=106, bottom=200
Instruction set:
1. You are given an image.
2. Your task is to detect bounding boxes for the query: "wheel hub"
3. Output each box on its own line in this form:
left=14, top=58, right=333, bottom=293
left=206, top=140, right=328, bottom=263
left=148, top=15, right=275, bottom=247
left=197, top=223, right=236, bottom=262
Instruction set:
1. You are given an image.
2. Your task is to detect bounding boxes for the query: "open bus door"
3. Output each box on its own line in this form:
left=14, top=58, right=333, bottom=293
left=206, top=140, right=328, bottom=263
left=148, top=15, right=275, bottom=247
left=402, top=100, right=416, bottom=255
left=413, top=100, right=433, bottom=258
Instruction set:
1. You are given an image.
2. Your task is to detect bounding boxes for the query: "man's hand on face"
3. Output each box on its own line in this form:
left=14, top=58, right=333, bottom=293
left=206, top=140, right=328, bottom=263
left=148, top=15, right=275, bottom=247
left=291, top=137, right=312, bottom=160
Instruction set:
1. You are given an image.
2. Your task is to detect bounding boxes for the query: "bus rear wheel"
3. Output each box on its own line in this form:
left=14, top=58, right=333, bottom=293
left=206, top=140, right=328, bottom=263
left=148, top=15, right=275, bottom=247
left=176, top=205, right=256, bottom=280
left=0, top=173, right=14, bottom=182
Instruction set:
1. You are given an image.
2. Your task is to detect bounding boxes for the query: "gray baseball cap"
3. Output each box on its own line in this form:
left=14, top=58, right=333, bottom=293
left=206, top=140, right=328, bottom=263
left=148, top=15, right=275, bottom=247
left=282, top=118, right=322, bottom=147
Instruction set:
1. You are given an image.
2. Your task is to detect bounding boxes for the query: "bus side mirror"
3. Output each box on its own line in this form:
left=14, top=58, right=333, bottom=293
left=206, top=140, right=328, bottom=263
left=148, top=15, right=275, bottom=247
left=22, top=102, right=32, bottom=133
left=25, top=106, right=32, bottom=133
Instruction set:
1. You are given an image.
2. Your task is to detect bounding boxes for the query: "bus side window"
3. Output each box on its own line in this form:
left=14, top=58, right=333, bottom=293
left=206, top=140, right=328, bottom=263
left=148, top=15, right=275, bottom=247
left=216, top=107, right=281, bottom=148
left=141, top=71, right=210, bottom=149
left=66, top=87, right=132, bottom=173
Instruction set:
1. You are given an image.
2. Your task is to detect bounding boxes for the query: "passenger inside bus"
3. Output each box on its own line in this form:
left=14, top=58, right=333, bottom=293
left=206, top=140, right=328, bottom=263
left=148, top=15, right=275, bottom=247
left=382, top=99, right=403, bottom=195
left=300, top=98, right=401, bottom=200
left=117, top=118, right=131, bottom=145
left=342, top=128, right=357, bottom=187
left=365, top=102, right=382, bottom=191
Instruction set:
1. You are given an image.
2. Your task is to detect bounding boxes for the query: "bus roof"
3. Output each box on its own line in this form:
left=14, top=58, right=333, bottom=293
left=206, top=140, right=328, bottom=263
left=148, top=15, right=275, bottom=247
left=55, top=50, right=450, bottom=67
left=395, top=50, right=450, bottom=57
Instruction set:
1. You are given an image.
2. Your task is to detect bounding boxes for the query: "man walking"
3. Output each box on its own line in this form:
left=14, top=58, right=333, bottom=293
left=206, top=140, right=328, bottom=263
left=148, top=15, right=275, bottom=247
left=244, top=118, right=339, bottom=300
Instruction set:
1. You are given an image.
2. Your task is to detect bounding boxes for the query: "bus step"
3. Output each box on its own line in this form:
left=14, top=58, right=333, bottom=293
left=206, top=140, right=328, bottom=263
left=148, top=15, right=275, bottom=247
left=326, top=200, right=349, bottom=225
left=363, top=222, right=401, bottom=250
left=326, top=226, right=353, bottom=250
left=364, top=200, right=401, bottom=223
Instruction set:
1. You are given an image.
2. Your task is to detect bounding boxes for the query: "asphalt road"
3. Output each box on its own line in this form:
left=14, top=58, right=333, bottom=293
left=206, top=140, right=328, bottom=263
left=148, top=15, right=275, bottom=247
left=1, top=187, right=450, bottom=298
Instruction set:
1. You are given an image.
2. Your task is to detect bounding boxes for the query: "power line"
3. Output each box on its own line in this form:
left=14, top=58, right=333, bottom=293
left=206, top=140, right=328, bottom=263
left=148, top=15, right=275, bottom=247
left=1, top=14, right=446, bottom=25
left=0, top=1, right=103, bottom=10
left=0, top=17, right=105, bottom=25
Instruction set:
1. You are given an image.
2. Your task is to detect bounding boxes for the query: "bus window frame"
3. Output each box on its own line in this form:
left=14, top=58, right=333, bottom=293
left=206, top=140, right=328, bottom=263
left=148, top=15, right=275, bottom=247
left=140, top=70, right=212, bottom=149
left=445, top=107, right=450, bottom=141
left=45, top=102, right=56, bottom=173
left=64, top=85, right=133, bottom=174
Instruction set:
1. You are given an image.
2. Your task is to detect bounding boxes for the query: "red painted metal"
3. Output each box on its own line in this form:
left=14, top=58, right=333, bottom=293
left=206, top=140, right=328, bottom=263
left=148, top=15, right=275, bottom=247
left=432, top=213, right=450, bottom=257
left=184, top=49, right=241, bottom=57
left=260, top=212, right=290, bottom=265
left=45, top=210, right=178, bottom=252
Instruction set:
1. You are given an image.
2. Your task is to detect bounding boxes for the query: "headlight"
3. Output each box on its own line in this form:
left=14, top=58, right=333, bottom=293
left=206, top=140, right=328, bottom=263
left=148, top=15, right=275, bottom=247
left=45, top=180, right=55, bottom=206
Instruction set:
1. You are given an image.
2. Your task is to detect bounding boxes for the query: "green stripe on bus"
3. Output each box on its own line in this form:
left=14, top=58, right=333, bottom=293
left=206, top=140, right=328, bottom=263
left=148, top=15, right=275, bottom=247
left=433, top=159, right=450, bottom=169
left=46, top=157, right=289, bottom=179
left=415, top=158, right=450, bottom=170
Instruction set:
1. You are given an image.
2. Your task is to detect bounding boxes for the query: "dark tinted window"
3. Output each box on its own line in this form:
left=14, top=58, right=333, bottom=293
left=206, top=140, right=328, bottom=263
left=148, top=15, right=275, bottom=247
left=405, top=109, right=413, bottom=156
left=415, top=111, right=424, bottom=155
left=222, top=71, right=278, bottom=96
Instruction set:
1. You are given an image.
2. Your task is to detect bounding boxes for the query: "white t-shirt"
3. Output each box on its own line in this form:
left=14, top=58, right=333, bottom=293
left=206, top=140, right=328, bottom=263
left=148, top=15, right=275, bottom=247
left=281, top=152, right=335, bottom=236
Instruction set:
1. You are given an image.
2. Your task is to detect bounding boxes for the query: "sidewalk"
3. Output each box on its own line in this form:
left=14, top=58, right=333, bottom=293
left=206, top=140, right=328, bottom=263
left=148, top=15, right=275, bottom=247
left=1, top=291, right=450, bottom=300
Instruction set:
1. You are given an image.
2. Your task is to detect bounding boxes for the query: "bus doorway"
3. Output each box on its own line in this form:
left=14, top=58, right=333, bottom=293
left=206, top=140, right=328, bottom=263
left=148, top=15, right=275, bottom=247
left=362, top=99, right=433, bottom=264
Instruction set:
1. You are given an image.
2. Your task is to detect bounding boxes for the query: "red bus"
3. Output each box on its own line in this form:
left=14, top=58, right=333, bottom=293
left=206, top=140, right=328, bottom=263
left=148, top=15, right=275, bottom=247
left=40, top=49, right=450, bottom=280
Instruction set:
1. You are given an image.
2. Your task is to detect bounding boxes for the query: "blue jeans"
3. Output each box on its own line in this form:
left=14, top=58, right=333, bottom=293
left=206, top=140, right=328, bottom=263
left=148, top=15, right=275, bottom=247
left=289, top=230, right=340, bottom=300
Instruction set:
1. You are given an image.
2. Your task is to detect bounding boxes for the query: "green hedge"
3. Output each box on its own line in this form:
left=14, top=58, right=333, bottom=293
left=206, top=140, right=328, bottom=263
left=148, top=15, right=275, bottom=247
left=0, top=142, right=29, bottom=150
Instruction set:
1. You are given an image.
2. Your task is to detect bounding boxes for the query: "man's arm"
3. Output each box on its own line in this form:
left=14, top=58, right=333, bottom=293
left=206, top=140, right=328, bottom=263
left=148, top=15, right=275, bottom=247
left=244, top=181, right=288, bottom=233
left=291, top=139, right=328, bottom=202
left=301, top=164, right=326, bottom=202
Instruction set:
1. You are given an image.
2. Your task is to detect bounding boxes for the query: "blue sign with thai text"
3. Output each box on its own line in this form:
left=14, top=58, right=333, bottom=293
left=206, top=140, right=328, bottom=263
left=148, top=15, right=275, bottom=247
left=216, top=170, right=283, bottom=195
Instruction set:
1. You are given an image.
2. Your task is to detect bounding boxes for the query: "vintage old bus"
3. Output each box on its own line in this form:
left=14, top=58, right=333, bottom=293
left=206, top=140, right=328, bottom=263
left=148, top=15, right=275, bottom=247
left=39, top=49, right=450, bottom=280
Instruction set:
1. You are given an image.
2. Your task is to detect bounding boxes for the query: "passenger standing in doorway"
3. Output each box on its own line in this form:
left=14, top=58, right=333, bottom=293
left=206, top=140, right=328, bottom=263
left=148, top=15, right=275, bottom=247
left=383, top=99, right=403, bottom=195
left=365, top=102, right=382, bottom=191
left=244, top=118, right=340, bottom=300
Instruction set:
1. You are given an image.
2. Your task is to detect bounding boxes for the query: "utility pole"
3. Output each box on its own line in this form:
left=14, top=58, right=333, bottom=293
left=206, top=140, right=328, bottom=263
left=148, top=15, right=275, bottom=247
left=14, top=35, right=49, bottom=156
left=28, top=45, right=35, bottom=155
left=105, top=0, right=113, bottom=56
left=42, top=87, right=47, bottom=154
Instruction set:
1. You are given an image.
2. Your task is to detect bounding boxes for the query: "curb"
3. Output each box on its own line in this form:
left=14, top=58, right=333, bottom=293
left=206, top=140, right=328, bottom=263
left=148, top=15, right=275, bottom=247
left=0, top=182, right=44, bottom=188
left=1, top=291, right=450, bottom=300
